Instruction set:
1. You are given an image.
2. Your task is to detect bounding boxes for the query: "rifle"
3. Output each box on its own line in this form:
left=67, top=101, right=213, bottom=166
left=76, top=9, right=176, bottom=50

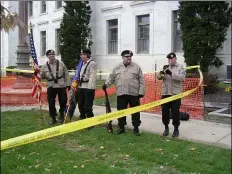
left=103, top=88, right=113, bottom=133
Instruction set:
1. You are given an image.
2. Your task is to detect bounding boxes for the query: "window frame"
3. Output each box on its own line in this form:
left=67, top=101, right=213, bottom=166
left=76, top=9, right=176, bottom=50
left=40, top=31, right=46, bottom=56
left=55, top=29, right=61, bottom=55
left=172, top=10, right=183, bottom=53
left=137, top=14, right=150, bottom=54
left=108, top=19, right=118, bottom=54
left=56, top=1, right=62, bottom=9
left=41, top=1, right=46, bottom=14
left=28, top=1, right=33, bottom=17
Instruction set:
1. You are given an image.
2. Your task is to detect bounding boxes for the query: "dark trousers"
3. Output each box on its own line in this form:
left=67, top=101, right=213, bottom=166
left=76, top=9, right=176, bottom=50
left=47, top=87, right=67, bottom=120
left=161, top=95, right=181, bottom=128
left=77, top=88, right=95, bottom=119
left=117, top=95, right=141, bottom=128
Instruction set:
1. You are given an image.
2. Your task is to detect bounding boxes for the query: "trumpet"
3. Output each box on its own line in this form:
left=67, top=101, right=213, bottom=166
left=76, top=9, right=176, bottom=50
left=157, top=65, right=169, bottom=80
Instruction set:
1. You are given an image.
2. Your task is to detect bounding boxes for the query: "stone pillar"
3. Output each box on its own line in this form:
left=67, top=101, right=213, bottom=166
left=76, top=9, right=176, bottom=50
left=12, top=1, right=33, bottom=89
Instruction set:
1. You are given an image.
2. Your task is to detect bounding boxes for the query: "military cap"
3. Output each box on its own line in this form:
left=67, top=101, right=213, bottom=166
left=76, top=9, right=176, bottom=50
left=81, top=49, right=91, bottom=55
left=121, top=50, right=133, bottom=57
left=46, top=49, right=55, bottom=56
left=166, top=52, right=176, bottom=59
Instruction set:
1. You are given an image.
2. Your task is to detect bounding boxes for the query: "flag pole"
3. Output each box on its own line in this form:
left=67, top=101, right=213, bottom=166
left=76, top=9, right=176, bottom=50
left=29, top=22, right=44, bottom=126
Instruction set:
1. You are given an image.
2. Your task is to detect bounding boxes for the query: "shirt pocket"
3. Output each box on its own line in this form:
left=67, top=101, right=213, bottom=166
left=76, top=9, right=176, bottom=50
left=58, top=66, right=64, bottom=78
left=116, top=79, right=122, bottom=94
left=45, top=70, right=53, bottom=80
left=129, top=81, right=139, bottom=95
left=172, top=83, right=181, bottom=94
left=114, top=69, right=121, bottom=80
left=129, top=68, right=139, bottom=80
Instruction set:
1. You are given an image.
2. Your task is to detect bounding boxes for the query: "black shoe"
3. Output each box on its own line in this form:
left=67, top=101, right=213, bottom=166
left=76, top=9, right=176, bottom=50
left=115, top=128, right=125, bottom=135
left=172, top=128, right=179, bottom=137
left=163, top=126, right=169, bottom=136
left=59, top=117, right=64, bottom=124
left=49, top=119, right=57, bottom=125
left=133, top=127, right=140, bottom=136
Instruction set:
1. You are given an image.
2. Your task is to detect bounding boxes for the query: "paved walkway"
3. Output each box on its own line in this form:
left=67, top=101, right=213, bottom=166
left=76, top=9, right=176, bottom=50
left=91, top=106, right=231, bottom=149
left=1, top=105, right=231, bottom=149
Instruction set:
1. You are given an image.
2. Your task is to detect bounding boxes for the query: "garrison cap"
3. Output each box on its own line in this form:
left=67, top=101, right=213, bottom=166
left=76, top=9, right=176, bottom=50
left=166, top=52, right=176, bottom=59
left=81, top=49, right=91, bottom=55
left=46, top=49, right=55, bottom=56
left=121, top=50, right=133, bottom=57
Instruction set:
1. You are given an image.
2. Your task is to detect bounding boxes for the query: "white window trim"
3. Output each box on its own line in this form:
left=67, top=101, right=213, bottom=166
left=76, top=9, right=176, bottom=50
left=40, top=30, right=47, bottom=57
left=130, top=1, right=152, bottom=7
left=40, top=1, right=47, bottom=14
left=132, top=10, right=153, bottom=55
left=171, top=10, right=183, bottom=53
left=55, top=28, right=61, bottom=55
left=104, top=15, right=121, bottom=55
left=101, top=5, right=123, bottom=13
left=28, top=1, right=33, bottom=17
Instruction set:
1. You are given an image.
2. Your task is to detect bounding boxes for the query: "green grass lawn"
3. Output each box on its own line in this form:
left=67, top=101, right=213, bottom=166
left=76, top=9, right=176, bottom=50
left=1, top=110, right=231, bottom=174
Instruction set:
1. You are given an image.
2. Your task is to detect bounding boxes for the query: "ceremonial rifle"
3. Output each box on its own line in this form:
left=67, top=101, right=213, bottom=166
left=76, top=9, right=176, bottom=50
left=103, top=88, right=113, bottom=133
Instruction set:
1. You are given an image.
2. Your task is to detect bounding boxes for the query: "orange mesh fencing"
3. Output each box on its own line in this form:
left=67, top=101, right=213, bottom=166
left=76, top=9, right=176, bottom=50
left=140, top=73, right=204, bottom=120
left=1, top=73, right=204, bottom=120
left=0, top=75, right=115, bottom=106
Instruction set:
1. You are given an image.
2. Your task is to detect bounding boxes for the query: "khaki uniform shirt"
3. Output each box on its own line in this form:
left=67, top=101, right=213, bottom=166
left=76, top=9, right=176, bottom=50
left=40, top=59, right=71, bottom=88
left=105, top=62, right=145, bottom=96
left=157, top=63, right=185, bottom=95
left=79, top=58, right=97, bottom=89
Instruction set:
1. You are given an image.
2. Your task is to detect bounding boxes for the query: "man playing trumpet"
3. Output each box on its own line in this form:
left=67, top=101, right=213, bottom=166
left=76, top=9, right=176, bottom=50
left=157, top=53, right=185, bottom=137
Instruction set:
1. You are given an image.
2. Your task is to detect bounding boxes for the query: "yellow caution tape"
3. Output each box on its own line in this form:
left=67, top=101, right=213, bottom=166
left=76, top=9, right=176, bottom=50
left=1, top=65, right=202, bottom=151
left=1, top=68, right=110, bottom=75
left=1, top=66, right=195, bottom=76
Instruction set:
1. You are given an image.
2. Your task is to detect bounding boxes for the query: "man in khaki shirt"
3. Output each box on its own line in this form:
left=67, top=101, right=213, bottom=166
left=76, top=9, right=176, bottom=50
left=157, top=52, right=185, bottom=137
left=102, top=50, right=145, bottom=136
left=35, top=49, right=71, bottom=125
left=77, top=49, right=97, bottom=129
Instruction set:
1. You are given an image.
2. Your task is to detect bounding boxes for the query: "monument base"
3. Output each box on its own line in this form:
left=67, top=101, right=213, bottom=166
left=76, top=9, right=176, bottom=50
left=12, top=75, right=33, bottom=89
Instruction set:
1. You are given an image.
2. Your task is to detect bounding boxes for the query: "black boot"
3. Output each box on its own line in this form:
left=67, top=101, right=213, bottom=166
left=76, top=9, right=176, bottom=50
left=49, top=119, right=57, bottom=125
left=172, top=127, right=179, bottom=137
left=115, top=126, right=125, bottom=134
left=133, top=126, right=140, bottom=136
left=59, top=116, right=64, bottom=124
left=163, top=125, right=169, bottom=136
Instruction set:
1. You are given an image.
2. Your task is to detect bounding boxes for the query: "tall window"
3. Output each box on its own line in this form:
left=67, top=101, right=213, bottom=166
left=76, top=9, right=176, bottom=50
left=40, top=31, right=46, bottom=56
left=137, top=15, right=150, bottom=53
left=28, top=1, right=33, bottom=16
left=56, top=29, right=61, bottom=55
left=173, top=11, right=183, bottom=52
left=108, top=19, right=118, bottom=54
left=56, top=1, right=62, bottom=9
left=41, top=1, right=46, bottom=13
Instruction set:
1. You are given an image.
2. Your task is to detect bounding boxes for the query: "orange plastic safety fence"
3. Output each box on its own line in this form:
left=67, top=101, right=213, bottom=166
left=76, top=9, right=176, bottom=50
left=140, top=73, right=204, bottom=120
left=1, top=74, right=204, bottom=120
left=0, top=75, right=115, bottom=106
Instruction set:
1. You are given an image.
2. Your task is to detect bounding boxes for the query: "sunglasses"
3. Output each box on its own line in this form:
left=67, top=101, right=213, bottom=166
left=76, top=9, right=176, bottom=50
left=124, top=56, right=131, bottom=58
